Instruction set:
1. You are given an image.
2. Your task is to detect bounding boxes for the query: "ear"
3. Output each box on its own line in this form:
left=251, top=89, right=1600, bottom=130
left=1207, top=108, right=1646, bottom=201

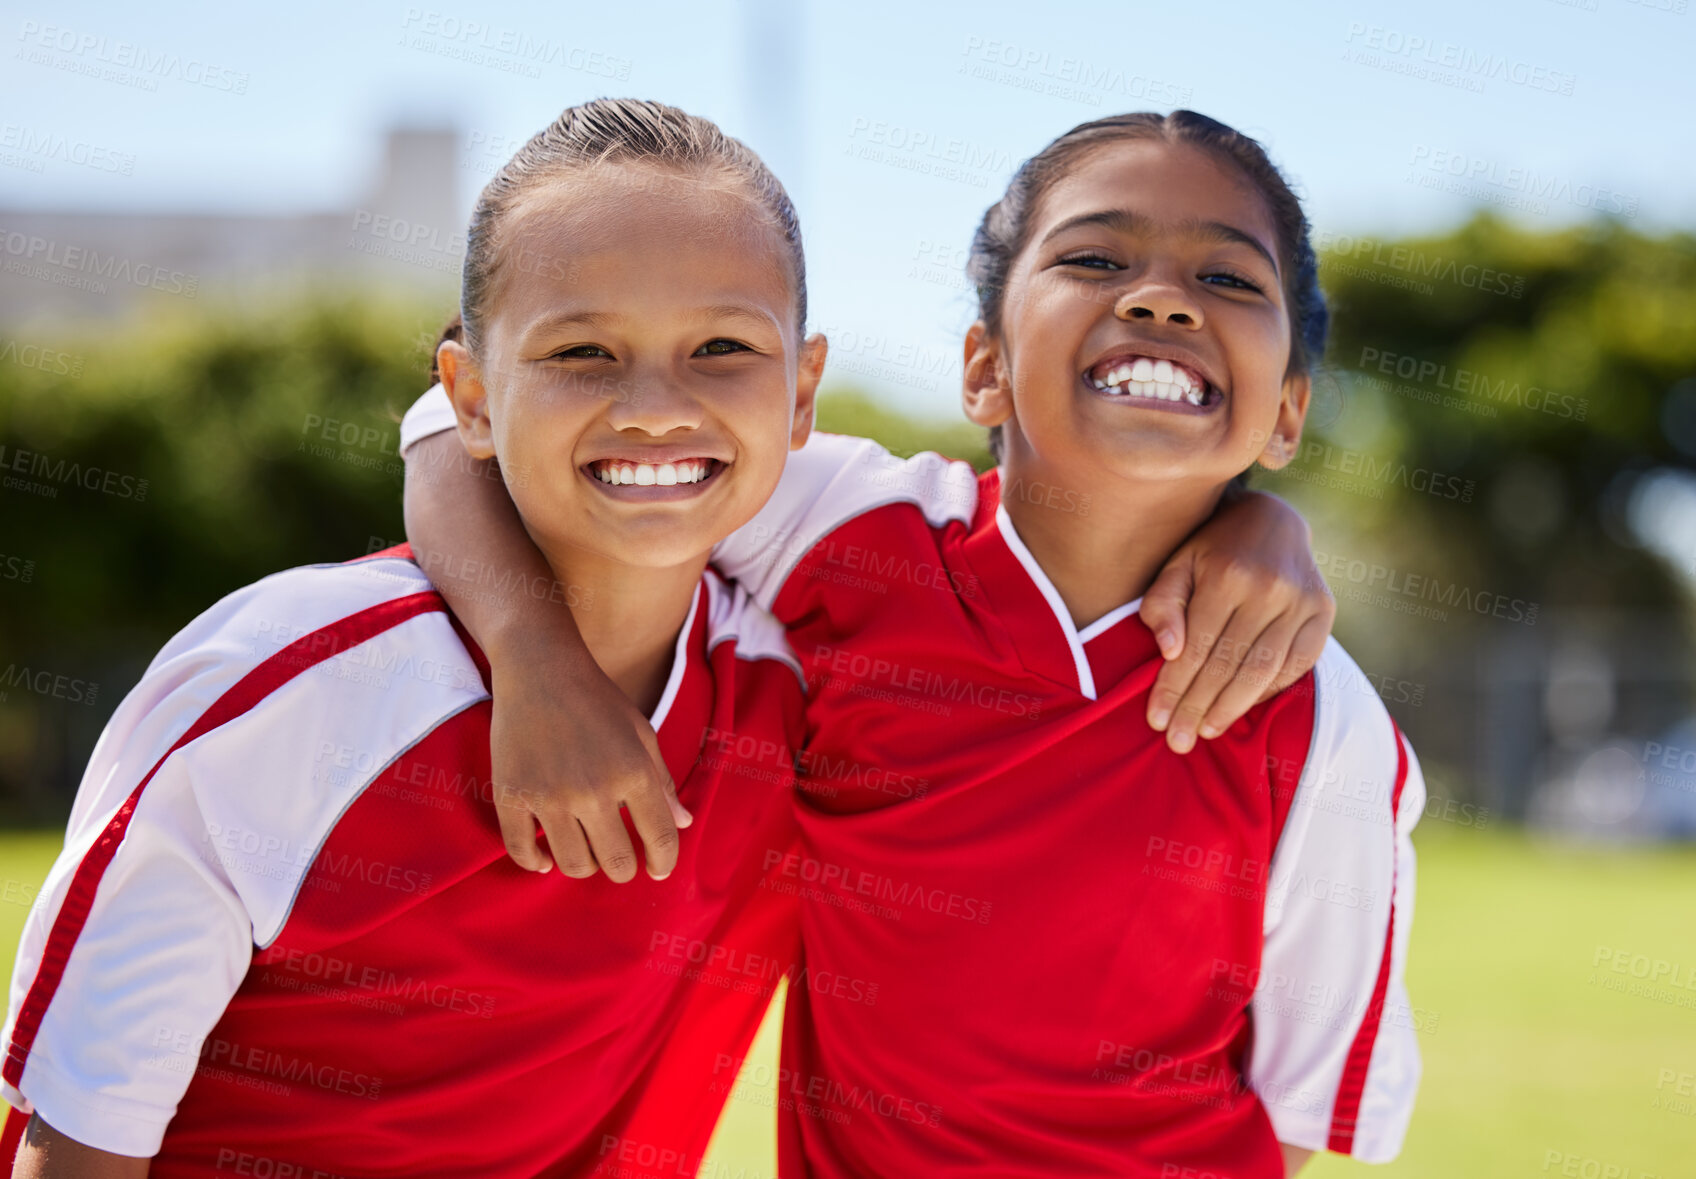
left=1255, top=369, right=1312, bottom=471
left=437, top=339, right=497, bottom=461
left=961, top=320, right=1013, bottom=429
left=790, top=332, right=828, bottom=450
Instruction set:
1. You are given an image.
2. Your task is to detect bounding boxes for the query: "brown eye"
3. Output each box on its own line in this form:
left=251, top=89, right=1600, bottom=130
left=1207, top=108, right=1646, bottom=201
left=1056, top=253, right=1120, bottom=270
left=696, top=339, right=751, bottom=356
left=551, top=344, right=611, bottom=359
left=1201, top=271, right=1265, bottom=294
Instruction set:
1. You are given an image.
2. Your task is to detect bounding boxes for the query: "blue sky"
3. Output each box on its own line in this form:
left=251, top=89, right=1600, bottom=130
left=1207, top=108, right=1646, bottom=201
left=3, top=0, right=1692, bottom=414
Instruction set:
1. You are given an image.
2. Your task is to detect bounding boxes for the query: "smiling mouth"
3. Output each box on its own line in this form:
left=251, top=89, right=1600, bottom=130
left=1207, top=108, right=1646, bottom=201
left=1085, top=355, right=1221, bottom=408
left=587, top=458, right=725, bottom=487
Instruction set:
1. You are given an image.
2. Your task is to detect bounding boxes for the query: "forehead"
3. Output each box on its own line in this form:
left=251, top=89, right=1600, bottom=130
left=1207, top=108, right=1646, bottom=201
left=489, top=164, right=797, bottom=315
left=1032, top=139, right=1279, bottom=257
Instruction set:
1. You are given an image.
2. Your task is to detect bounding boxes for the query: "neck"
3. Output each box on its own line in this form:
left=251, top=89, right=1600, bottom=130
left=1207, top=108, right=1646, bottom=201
left=530, top=533, right=708, bottom=716
left=998, top=460, right=1225, bottom=629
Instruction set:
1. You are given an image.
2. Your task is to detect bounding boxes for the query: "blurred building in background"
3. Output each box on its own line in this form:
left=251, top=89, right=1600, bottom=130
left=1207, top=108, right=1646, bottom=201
left=0, top=127, right=464, bottom=327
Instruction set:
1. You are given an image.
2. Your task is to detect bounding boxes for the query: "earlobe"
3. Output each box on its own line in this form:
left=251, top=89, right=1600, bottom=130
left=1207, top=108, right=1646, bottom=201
left=1257, top=371, right=1312, bottom=472
left=961, top=321, right=1013, bottom=429
left=438, top=341, right=497, bottom=461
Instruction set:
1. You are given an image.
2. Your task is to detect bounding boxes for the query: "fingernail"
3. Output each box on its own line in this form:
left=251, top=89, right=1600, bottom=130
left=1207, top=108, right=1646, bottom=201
left=1170, top=730, right=1195, bottom=754
left=1198, top=723, right=1220, bottom=740
left=534, top=865, right=551, bottom=874
left=1149, top=707, right=1171, bottom=731
left=1156, top=630, right=1179, bottom=659
left=651, top=871, right=670, bottom=882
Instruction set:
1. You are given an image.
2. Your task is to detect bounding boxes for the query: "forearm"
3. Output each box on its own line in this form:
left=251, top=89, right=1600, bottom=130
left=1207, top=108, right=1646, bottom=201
left=1280, top=1143, right=1313, bottom=1176
left=13, top=1115, right=150, bottom=1179
left=403, top=433, right=587, bottom=665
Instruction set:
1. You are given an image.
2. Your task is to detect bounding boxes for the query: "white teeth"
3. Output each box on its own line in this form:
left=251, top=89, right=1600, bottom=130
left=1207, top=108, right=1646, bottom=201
left=593, top=459, right=716, bottom=486
left=1089, top=355, right=1212, bottom=406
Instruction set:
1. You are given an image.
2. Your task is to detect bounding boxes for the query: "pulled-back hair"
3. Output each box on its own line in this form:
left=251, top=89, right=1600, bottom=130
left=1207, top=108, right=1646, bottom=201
left=451, top=97, right=806, bottom=362
left=967, top=111, right=1327, bottom=458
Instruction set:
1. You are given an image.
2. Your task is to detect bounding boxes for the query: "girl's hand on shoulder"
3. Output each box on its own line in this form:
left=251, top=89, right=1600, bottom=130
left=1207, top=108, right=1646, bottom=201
left=1139, top=489, right=1334, bottom=754
left=489, top=631, right=691, bottom=881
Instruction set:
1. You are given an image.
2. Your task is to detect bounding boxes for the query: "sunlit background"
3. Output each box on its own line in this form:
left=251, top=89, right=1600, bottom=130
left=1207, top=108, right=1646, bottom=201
left=2, top=1, right=1694, bottom=1175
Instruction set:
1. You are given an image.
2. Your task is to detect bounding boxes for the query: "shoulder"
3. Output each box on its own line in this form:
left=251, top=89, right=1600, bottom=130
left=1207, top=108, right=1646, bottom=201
left=1270, top=639, right=1423, bottom=866
left=91, top=555, right=487, bottom=939
left=752, top=433, right=979, bottom=553
left=1305, top=639, right=1413, bottom=793
left=808, top=433, right=980, bottom=529
left=150, top=552, right=444, bottom=675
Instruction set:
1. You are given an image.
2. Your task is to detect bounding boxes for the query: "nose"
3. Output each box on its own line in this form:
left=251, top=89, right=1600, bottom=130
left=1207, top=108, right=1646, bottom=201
left=602, top=367, right=706, bottom=436
left=1113, top=274, right=1204, bottom=331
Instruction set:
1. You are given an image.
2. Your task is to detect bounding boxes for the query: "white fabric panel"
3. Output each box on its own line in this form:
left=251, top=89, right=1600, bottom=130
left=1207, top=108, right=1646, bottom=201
left=1249, top=639, right=1424, bottom=1162
left=397, top=382, right=459, bottom=457
left=710, top=432, right=979, bottom=609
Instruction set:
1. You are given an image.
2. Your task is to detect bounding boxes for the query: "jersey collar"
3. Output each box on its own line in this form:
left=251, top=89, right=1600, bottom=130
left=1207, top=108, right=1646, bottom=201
left=962, top=471, right=1144, bottom=701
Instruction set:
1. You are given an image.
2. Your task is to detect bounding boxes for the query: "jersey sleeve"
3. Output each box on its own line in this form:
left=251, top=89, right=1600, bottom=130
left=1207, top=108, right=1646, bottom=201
left=2, top=558, right=484, bottom=1157
left=398, top=382, right=458, bottom=457
left=1247, top=640, right=1425, bottom=1163
left=2, top=653, right=260, bottom=1155
left=710, top=432, right=978, bottom=609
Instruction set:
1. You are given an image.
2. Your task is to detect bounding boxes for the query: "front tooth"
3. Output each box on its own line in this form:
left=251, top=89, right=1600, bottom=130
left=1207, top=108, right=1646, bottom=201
left=657, top=463, right=678, bottom=486
left=676, top=461, right=694, bottom=483
left=1173, top=369, right=1194, bottom=391
left=1153, top=381, right=1172, bottom=400
left=634, top=464, right=657, bottom=486
left=1130, top=358, right=1155, bottom=382
left=619, top=466, right=636, bottom=485
left=1153, top=360, right=1175, bottom=383
left=1133, top=381, right=1155, bottom=398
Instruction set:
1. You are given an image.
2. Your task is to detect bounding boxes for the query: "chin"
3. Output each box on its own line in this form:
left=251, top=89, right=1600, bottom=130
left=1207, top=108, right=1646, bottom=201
left=604, top=529, right=722, bottom=571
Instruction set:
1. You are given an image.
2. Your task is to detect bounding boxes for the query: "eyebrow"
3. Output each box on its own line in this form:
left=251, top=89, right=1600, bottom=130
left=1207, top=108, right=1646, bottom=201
left=523, top=302, right=781, bottom=339
left=1040, top=208, right=1281, bottom=279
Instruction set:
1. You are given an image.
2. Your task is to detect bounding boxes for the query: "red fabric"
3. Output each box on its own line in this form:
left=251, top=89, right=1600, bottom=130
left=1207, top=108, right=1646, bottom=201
left=1326, top=725, right=1410, bottom=1153
left=3, top=590, right=444, bottom=1092
left=1, top=1101, right=26, bottom=1175
left=763, top=472, right=1315, bottom=1178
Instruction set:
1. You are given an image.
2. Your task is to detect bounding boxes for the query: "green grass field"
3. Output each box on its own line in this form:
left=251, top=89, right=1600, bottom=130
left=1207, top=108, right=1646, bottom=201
left=4, top=825, right=1693, bottom=1176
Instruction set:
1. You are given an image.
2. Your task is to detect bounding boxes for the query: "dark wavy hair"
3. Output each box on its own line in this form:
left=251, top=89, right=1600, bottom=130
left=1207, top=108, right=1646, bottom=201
left=967, top=110, right=1327, bottom=459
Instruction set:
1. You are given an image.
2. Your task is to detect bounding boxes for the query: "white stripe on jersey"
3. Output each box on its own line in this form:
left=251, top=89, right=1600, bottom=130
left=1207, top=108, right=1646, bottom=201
left=1249, top=638, right=1424, bottom=1161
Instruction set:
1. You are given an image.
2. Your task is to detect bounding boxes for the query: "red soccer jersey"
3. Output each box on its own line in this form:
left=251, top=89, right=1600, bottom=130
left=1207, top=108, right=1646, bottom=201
left=708, top=434, right=1425, bottom=1178
left=2, top=549, right=805, bottom=1177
